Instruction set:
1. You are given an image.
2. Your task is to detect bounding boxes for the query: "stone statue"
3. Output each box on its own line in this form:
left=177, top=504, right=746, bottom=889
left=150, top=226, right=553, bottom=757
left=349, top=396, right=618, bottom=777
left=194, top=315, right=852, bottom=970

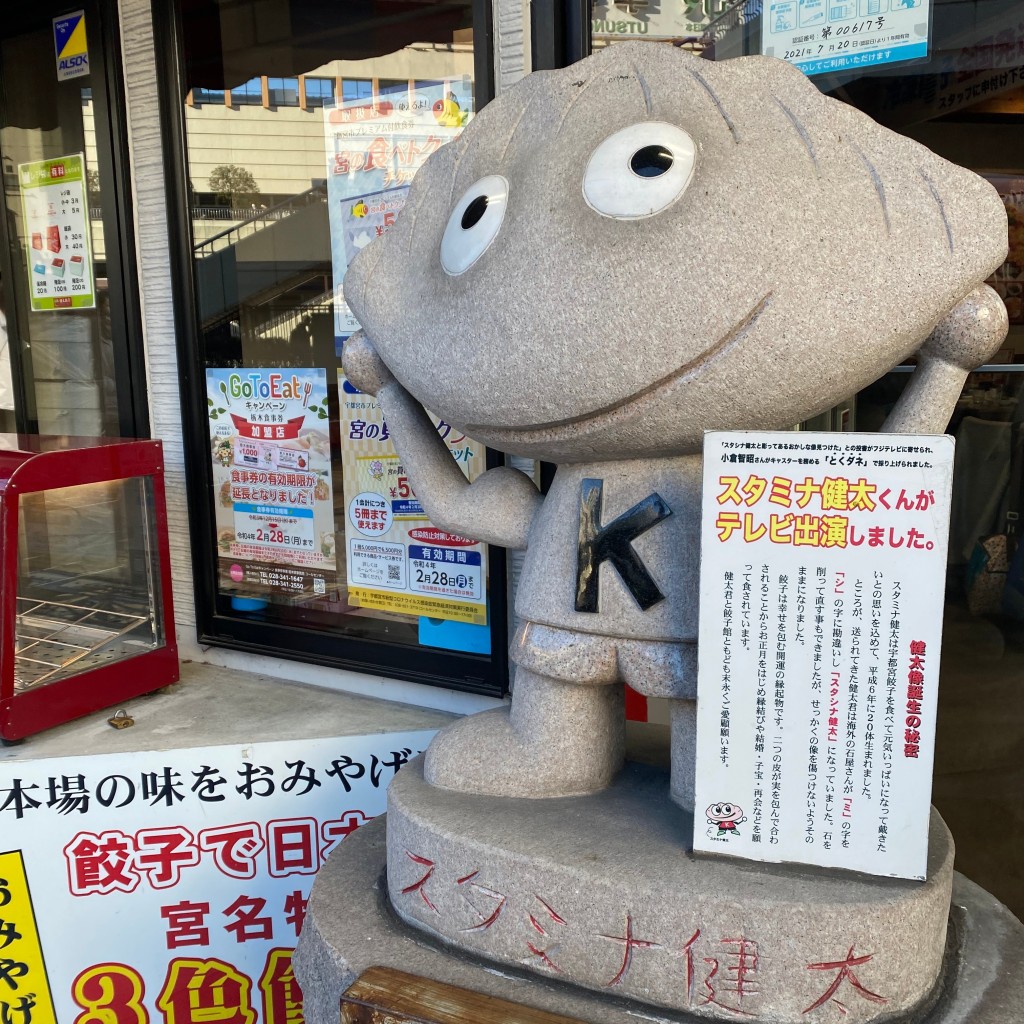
left=321, top=41, right=1017, bottom=1022
left=343, top=41, right=1008, bottom=812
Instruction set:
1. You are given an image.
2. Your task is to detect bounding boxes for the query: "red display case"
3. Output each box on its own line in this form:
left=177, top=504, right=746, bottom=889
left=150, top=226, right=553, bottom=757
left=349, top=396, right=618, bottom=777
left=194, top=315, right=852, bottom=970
left=0, top=436, right=178, bottom=742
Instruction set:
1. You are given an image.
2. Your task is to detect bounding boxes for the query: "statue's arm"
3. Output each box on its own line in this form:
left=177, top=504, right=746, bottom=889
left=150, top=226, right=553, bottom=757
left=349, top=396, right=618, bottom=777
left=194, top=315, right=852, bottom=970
left=343, top=332, right=542, bottom=550
left=882, top=285, right=1009, bottom=434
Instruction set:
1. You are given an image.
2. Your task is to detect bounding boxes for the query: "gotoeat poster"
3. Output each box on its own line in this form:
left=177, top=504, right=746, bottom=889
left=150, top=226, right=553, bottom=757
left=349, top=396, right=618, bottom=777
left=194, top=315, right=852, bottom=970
left=207, top=369, right=336, bottom=604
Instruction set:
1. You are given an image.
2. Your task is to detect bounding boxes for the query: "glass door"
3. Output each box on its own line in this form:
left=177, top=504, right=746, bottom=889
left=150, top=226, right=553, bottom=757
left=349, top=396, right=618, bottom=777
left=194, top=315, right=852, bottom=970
left=0, top=0, right=145, bottom=438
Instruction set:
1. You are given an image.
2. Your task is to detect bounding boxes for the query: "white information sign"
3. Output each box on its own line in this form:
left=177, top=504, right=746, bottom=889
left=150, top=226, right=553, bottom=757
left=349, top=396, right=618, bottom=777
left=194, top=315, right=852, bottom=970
left=761, top=0, right=930, bottom=77
left=18, top=154, right=95, bottom=312
left=0, top=730, right=437, bottom=1024
left=694, top=431, right=954, bottom=880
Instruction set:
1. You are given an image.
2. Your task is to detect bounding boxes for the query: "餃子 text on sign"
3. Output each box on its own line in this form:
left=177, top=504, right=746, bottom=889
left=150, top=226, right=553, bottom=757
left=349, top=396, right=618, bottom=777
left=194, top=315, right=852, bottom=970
left=0, top=731, right=436, bottom=1024
left=693, top=431, right=954, bottom=880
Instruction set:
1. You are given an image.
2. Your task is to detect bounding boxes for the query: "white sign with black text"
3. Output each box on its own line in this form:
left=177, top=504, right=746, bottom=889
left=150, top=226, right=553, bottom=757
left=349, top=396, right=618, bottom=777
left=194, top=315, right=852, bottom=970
left=693, top=431, right=954, bottom=880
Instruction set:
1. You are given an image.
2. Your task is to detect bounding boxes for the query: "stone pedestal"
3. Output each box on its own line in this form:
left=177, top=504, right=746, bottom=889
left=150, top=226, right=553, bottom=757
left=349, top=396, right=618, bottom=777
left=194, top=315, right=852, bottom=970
left=295, top=759, right=1024, bottom=1024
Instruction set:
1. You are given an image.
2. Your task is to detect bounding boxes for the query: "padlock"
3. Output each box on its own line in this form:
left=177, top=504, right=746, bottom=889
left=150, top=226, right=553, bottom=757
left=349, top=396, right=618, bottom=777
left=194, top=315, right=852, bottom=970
left=108, top=709, right=134, bottom=730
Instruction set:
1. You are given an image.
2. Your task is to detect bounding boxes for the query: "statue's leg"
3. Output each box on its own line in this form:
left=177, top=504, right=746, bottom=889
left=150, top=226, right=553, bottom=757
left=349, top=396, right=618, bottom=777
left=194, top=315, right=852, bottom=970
left=423, top=627, right=625, bottom=798
left=669, top=699, right=697, bottom=813
left=617, top=638, right=698, bottom=813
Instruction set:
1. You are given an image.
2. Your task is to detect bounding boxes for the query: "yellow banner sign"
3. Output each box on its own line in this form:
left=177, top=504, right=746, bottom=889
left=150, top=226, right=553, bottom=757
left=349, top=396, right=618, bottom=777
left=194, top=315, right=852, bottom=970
left=0, top=850, right=57, bottom=1024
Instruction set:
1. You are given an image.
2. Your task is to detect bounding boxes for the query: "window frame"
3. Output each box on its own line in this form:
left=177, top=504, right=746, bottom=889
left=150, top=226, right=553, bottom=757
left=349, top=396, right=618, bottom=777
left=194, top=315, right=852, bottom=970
left=153, top=0, right=508, bottom=697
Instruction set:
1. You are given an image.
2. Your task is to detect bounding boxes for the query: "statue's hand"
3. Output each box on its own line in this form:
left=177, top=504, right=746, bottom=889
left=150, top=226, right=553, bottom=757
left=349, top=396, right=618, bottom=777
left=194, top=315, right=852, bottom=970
left=920, top=285, right=1008, bottom=371
left=342, top=330, right=396, bottom=397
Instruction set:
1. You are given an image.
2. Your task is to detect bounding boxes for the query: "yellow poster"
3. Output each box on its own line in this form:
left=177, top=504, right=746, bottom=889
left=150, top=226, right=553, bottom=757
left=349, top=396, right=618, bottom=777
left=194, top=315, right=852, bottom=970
left=0, top=850, right=57, bottom=1024
left=338, top=372, right=489, bottom=625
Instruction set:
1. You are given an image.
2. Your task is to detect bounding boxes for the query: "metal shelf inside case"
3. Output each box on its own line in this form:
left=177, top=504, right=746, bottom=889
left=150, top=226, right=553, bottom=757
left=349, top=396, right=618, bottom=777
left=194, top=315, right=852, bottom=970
left=14, top=596, right=152, bottom=691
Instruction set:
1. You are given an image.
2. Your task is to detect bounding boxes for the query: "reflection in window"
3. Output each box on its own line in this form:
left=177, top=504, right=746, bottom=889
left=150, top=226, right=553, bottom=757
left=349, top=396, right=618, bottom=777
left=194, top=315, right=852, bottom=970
left=267, top=77, right=299, bottom=107
left=378, top=79, right=410, bottom=99
left=193, top=86, right=224, bottom=105
left=179, top=0, right=487, bottom=665
left=341, top=79, right=372, bottom=103
left=304, top=77, right=335, bottom=108
left=231, top=77, right=263, bottom=105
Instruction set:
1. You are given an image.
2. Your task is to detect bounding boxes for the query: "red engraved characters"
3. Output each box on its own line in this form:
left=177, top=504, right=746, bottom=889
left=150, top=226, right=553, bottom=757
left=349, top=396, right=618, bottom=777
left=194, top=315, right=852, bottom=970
left=803, top=946, right=888, bottom=1015
left=456, top=870, right=506, bottom=932
left=400, top=852, right=439, bottom=913
left=698, top=936, right=760, bottom=1018
left=599, top=913, right=661, bottom=987
left=526, top=895, right=567, bottom=973
left=396, top=856, right=781, bottom=1016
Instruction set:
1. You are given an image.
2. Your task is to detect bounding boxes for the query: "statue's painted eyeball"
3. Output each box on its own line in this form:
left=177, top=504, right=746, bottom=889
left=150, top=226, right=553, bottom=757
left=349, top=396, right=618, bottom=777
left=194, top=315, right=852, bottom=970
left=583, top=122, right=696, bottom=220
left=440, top=174, right=509, bottom=276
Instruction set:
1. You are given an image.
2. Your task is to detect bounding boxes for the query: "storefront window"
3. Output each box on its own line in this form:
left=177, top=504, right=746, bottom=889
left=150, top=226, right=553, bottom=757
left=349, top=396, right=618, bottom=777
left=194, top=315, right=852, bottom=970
left=166, top=0, right=505, bottom=693
left=230, top=77, right=264, bottom=105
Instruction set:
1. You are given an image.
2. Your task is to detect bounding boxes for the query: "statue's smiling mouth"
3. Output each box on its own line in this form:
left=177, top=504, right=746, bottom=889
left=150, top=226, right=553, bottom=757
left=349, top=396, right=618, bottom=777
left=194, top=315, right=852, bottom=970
left=464, top=292, right=772, bottom=438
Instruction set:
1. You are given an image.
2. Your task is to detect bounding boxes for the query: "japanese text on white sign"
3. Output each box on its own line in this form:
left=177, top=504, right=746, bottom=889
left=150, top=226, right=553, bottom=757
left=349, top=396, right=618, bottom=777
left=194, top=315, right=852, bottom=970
left=762, top=0, right=930, bottom=77
left=694, top=431, right=953, bottom=880
left=0, top=731, right=436, bottom=1024
left=19, top=155, right=95, bottom=312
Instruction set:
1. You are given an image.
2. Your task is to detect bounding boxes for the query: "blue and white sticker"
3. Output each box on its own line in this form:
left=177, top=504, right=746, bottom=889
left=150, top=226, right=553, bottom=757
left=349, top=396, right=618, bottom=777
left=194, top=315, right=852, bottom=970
left=408, top=545, right=483, bottom=601
left=53, top=11, right=89, bottom=82
left=762, top=0, right=930, bottom=76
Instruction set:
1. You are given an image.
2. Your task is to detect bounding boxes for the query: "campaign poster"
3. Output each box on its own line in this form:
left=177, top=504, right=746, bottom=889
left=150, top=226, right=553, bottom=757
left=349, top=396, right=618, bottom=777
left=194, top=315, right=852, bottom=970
left=18, top=154, right=95, bottom=312
left=762, top=0, right=931, bottom=77
left=0, top=731, right=436, bottom=1024
left=207, top=369, right=336, bottom=602
left=323, top=82, right=470, bottom=349
left=693, top=431, right=954, bottom=880
left=338, top=373, right=488, bottom=625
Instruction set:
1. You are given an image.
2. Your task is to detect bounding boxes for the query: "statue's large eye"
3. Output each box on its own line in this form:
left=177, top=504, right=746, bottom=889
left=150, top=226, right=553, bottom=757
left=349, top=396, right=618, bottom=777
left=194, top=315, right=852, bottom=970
left=583, top=122, right=696, bottom=220
left=440, top=174, right=509, bottom=276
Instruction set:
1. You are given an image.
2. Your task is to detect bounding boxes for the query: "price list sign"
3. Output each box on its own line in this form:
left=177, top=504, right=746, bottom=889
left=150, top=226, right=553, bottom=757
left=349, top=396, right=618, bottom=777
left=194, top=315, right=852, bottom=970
left=694, top=431, right=954, bottom=880
left=18, top=153, right=95, bottom=311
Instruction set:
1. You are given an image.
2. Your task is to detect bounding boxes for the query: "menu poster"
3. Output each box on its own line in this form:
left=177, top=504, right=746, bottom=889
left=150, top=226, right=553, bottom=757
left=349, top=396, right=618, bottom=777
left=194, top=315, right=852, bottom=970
left=19, top=153, right=95, bottom=311
left=207, top=369, right=337, bottom=602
